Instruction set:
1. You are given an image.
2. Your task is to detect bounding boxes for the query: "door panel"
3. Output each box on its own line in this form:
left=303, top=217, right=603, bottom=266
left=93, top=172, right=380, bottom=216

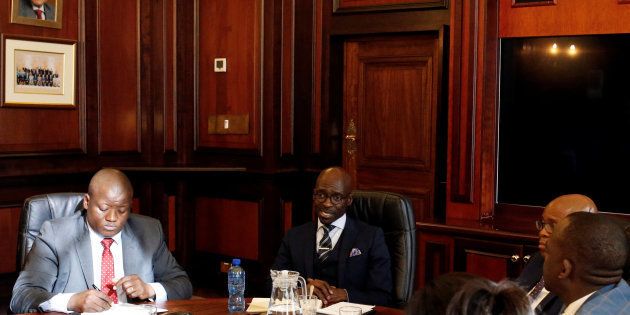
left=344, top=35, right=440, bottom=220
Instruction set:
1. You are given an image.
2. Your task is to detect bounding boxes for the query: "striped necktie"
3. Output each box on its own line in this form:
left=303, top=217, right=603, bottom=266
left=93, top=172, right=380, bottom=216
left=318, top=225, right=333, bottom=261
left=529, top=278, right=545, bottom=300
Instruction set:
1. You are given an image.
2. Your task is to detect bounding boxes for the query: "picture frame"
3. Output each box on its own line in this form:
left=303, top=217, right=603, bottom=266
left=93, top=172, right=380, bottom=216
left=333, top=0, right=447, bottom=13
left=512, top=0, right=557, bottom=7
left=2, top=35, right=76, bottom=108
left=11, top=0, right=63, bottom=29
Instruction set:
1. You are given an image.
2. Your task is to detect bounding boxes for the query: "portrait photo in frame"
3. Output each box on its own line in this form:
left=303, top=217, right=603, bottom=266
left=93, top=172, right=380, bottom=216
left=11, top=0, right=63, bottom=29
left=512, top=0, right=557, bottom=7
left=3, top=36, right=76, bottom=108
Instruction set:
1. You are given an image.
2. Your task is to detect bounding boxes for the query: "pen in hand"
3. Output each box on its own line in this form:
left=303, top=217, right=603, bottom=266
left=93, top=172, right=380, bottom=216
left=92, top=284, right=101, bottom=291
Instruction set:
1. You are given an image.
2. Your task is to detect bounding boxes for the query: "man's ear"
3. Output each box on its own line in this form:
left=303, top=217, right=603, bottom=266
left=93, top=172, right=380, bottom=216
left=558, top=258, right=573, bottom=279
left=83, top=193, right=90, bottom=210
left=345, top=195, right=353, bottom=207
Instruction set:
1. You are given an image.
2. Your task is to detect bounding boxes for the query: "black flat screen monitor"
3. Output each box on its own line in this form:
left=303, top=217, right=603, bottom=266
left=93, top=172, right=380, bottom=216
left=498, top=34, right=630, bottom=213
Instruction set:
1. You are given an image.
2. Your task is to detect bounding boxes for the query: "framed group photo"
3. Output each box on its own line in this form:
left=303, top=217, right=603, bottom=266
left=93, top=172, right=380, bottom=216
left=11, top=0, right=63, bottom=29
left=2, top=36, right=76, bottom=108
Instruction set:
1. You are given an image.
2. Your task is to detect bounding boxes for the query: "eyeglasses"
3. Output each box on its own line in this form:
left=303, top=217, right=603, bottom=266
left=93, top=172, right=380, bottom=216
left=535, top=220, right=555, bottom=233
left=313, top=190, right=348, bottom=205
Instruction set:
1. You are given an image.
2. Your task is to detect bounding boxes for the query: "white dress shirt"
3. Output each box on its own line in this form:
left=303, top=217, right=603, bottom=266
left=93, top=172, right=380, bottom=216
left=39, top=225, right=167, bottom=313
left=317, top=214, right=347, bottom=252
left=561, top=291, right=595, bottom=315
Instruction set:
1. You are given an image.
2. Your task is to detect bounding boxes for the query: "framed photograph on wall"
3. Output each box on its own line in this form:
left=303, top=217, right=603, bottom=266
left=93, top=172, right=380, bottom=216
left=11, top=0, right=63, bottom=29
left=512, top=0, right=557, bottom=7
left=2, top=36, right=76, bottom=108
left=333, top=0, right=447, bottom=13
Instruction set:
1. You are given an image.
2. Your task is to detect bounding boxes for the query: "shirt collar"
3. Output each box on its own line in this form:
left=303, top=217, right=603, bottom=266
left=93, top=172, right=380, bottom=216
left=561, top=291, right=596, bottom=315
left=88, top=223, right=122, bottom=245
left=31, top=5, right=43, bottom=10
left=317, top=213, right=347, bottom=231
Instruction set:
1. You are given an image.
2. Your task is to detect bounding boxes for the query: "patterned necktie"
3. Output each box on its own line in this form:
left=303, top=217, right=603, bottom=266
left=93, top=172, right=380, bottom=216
left=529, top=277, right=545, bottom=300
left=318, top=225, right=333, bottom=261
left=35, top=9, right=43, bottom=20
left=101, top=238, right=118, bottom=303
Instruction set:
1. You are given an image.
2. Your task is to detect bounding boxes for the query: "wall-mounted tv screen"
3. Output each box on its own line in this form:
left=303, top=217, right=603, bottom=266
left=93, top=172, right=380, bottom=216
left=498, top=34, right=630, bottom=213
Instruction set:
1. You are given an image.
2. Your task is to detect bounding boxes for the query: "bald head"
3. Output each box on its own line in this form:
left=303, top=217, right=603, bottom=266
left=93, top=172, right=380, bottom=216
left=538, top=194, right=598, bottom=253
left=88, top=168, right=134, bottom=197
left=316, top=167, right=353, bottom=194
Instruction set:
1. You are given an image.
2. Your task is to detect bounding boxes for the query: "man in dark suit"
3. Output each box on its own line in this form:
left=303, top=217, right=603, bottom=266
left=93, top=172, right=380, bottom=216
left=19, top=0, right=55, bottom=20
left=272, top=167, right=392, bottom=306
left=543, top=212, right=629, bottom=314
left=516, top=194, right=597, bottom=315
left=11, top=169, right=192, bottom=313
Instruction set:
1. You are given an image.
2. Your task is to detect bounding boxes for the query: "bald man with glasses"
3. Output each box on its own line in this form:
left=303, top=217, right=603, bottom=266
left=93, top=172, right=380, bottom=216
left=516, top=194, right=598, bottom=315
left=271, top=167, right=392, bottom=306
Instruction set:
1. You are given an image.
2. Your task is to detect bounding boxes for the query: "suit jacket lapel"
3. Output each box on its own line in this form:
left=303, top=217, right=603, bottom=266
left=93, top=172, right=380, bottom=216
left=75, top=216, right=93, bottom=289
left=304, top=222, right=316, bottom=277
left=337, top=217, right=357, bottom=287
left=122, top=224, right=141, bottom=276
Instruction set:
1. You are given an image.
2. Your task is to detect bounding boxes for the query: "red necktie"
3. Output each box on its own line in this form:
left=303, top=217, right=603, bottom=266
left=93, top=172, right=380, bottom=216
left=35, top=9, right=43, bottom=20
left=101, top=238, right=118, bottom=303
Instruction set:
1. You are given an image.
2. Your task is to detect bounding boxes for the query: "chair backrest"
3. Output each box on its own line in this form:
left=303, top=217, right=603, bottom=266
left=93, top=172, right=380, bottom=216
left=346, top=190, right=416, bottom=308
left=17, top=192, right=85, bottom=270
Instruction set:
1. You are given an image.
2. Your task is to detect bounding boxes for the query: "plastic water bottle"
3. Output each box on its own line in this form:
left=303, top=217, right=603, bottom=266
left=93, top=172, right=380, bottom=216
left=227, top=258, right=246, bottom=312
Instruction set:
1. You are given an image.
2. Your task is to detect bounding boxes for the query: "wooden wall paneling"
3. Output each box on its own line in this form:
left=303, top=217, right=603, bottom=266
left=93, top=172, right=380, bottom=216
left=196, top=0, right=262, bottom=152
left=446, top=0, right=499, bottom=220
left=164, top=0, right=177, bottom=153
left=168, top=195, right=176, bottom=251
left=499, top=0, right=630, bottom=38
left=417, top=232, right=453, bottom=287
left=454, top=237, right=524, bottom=281
left=194, top=197, right=261, bottom=260
left=280, top=0, right=294, bottom=157
left=331, top=9, right=450, bottom=35
left=311, top=0, right=324, bottom=154
left=0, top=207, right=20, bottom=274
left=334, top=0, right=447, bottom=12
left=96, top=0, right=140, bottom=153
left=0, top=0, right=83, bottom=157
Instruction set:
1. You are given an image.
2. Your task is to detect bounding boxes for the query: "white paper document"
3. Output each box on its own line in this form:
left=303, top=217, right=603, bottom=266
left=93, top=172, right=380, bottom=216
left=246, top=297, right=271, bottom=313
left=317, top=302, right=375, bottom=315
left=81, top=303, right=167, bottom=315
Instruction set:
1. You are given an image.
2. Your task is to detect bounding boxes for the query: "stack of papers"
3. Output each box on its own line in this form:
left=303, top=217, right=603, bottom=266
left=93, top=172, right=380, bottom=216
left=246, top=298, right=270, bottom=314
left=317, top=302, right=375, bottom=315
left=82, top=303, right=167, bottom=314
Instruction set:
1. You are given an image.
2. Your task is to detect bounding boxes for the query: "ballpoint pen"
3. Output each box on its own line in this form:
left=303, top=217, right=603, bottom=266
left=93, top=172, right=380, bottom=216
left=92, top=284, right=101, bottom=291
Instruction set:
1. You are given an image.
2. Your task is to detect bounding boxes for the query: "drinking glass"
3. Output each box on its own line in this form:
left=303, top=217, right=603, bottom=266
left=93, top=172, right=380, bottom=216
left=301, top=296, right=320, bottom=315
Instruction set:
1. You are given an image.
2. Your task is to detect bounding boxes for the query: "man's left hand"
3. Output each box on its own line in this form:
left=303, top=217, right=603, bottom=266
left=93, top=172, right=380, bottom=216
left=325, top=287, right=348, bottom=304
left=114, top=275, right=155, bottom=300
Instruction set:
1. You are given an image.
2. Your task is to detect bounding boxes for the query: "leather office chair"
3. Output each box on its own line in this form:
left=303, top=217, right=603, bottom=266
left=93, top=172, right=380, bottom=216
left=346, top=190, right=416, bottom=308
left=17, top=192, right=85, bottom=270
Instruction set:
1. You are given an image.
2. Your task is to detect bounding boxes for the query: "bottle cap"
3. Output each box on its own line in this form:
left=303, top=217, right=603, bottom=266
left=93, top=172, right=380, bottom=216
left=232, top=258, right=241, bottom=266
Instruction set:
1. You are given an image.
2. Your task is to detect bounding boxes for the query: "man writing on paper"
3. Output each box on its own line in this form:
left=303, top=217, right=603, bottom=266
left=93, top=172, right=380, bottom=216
left=11, top=168, right=192, bottom=313
left=272, top=167, right=392, bottom=306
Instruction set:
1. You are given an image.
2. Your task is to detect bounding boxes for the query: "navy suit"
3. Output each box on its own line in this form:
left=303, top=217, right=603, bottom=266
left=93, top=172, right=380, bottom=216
left=272, top=217, right=392, bottom=306
left=516, top=252, right=563, bottom=315
left=11, top=211, right=192, bottom=313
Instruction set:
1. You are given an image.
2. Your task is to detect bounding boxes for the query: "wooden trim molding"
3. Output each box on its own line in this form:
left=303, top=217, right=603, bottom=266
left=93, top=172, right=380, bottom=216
left=333, top=0, right=447, bottom=13
left=511, top=0, right=556, bottom=8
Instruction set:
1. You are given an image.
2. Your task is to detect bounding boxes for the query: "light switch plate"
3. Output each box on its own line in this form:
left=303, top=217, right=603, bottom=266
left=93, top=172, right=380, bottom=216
left=214, top=58, right=227, bottom=72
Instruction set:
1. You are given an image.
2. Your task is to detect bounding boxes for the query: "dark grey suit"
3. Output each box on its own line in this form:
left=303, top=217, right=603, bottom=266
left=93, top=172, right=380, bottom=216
left=11, top=212, right=192, bottom=313
left=19, top=0, right=55, bottom=20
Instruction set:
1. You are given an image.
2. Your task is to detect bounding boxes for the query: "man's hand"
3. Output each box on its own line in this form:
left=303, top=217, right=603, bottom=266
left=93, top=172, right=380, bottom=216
left=67, top=289, right=112, bottom=313
left=306, top=278, right=348, bottom=305
left=115, top=275, right=156, bottom=300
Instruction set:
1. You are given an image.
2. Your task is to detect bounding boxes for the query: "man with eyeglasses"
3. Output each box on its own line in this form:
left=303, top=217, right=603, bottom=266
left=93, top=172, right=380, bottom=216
left=516, top=194, right=598, bottom=315
left=272, top=167, right=392, bottom=306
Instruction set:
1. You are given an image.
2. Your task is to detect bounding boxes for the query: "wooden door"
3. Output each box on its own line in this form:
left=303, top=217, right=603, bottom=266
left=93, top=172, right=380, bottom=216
left=343, top=35, right=440, bottom=221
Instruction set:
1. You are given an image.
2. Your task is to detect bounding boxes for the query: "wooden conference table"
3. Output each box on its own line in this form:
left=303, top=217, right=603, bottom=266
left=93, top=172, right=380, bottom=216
left=17, top=298, right=405, bottom=315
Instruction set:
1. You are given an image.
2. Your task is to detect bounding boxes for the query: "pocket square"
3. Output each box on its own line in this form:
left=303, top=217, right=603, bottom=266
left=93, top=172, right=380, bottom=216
left=349, top=248, right=362, bottom=257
